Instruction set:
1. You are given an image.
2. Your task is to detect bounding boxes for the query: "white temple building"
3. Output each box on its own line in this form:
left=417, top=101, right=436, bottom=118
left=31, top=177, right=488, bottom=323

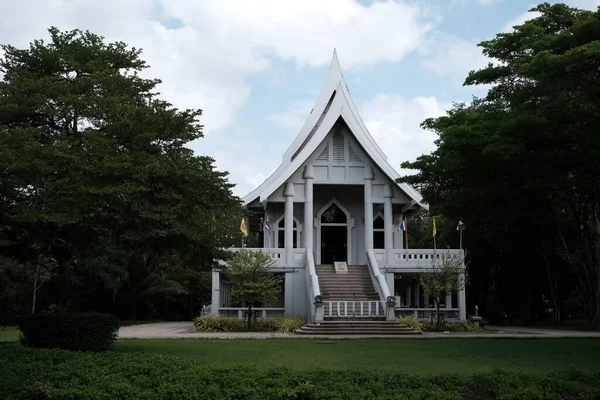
left=210, top=51, right=466, bottom=325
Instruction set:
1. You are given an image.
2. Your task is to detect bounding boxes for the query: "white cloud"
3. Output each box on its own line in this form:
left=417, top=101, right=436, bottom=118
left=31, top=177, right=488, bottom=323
left=566, top=0, right=600, bottom=10
left=476, top=0, right=504, bottom=5
left=360, top=94, right=452, bottom=174
left=266, top=99, right=315, bottom=130
left=0, top=0, right=437, bottom=197
left=420, top=32, right=490, bottom=83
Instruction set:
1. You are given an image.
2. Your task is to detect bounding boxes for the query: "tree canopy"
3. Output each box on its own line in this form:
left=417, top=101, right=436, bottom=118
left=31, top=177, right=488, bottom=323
left=400, top=3, right=600, bottom=329
left=0, top=27, right=244, bottom=316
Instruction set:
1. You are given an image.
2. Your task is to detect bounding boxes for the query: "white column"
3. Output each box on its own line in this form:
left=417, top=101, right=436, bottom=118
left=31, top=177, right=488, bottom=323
left=458, top=271, right=467, bottom=320
left=424, top=290, right=430, bottom=307
left=415, top=282, right=420, bottom=308
left=284, top=273, right=294, bottom=316
left=364, top=166, right=374, bottom=250
left=284, top=182, right=295, bottom=265
left=211, top=270, right=220, bottom=315
left=386, top=272, right=394, bottom=298
left=303, top=165, right=314, bottom=251
left=263, top=208, right=270, bottom=248
left=406, top=284, right=412, bottom=307
left=446, top=288, right=452, bottom=310
left=383, top=184, right=393, bottom=265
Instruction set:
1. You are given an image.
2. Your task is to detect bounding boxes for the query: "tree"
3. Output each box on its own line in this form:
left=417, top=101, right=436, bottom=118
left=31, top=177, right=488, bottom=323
left=223, top=249, right=283, bottom=329
left=0, top=27, right=244, bottom=312
left=400, top=3, right=600, bottom=329
left=418, top=250, right=467, bottom=328
left=27, top=255, right=57, bottom=314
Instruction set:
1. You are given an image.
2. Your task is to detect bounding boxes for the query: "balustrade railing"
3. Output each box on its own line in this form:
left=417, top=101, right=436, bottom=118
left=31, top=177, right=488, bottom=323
left=323, top=301, right=384, bottom=318
left=218, top=307, right=285, bottom=319
left=201, top=304, right=212, bottom=317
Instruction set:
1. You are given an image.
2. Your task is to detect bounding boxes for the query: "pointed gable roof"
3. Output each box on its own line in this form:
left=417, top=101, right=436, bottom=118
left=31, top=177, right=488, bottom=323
left=242, top=50, right=427, bottom=211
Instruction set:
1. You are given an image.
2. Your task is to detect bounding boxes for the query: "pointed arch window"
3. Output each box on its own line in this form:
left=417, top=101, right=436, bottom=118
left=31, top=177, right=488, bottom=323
left=321, top=203, right=347, bottom=224
left=277, top=218, right=298, bottom=248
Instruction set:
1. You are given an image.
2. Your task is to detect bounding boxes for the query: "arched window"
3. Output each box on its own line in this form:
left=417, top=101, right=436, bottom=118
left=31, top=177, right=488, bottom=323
left=321, top=203, right=347, bottom=224
left=277, top=218, right=298, bottom=248
left=373, top=214, right=384, bottom=249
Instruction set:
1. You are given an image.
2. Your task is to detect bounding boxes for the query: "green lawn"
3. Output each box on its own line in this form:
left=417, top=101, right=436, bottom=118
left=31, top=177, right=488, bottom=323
left=114, top=338, right=600, bottom=375
left=0, top=326, right=18, bottom=342
left=4, top=324, right=599, bottom=375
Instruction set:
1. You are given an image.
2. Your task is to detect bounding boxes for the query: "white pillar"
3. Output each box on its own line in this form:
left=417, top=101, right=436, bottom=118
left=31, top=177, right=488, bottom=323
left=284, top=182, right=295, bottom=265
left=406, top=284, right=412, bottom=307
left=211, top=270, right=220, bottom=315
left=263, top=208, right=270, bottom=248
left=303, top=165, right=314, bottom=251
left=424, top=290, right=430, bottom=307
left=458, top=271, right=466, bottom=320
left=284, top=273, right=294, bottom=316
left=386, top=272, right=394, bottom=297
left=364, top=166, right=374, bottom=250
left=446, top=288, right=452, bottom=310
left=415, top=282, right=420, bottom=308
left=383, top=184, right=393, bottom=265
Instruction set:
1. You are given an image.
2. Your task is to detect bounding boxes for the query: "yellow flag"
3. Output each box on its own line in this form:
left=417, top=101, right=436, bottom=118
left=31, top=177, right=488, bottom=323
left=432, top=216, right=437, bottom=237
left=240, top=218, right=248, bottom=236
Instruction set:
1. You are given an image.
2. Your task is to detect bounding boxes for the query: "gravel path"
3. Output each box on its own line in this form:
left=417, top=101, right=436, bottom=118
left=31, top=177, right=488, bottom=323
left=118, top=322, right=600, bottom=340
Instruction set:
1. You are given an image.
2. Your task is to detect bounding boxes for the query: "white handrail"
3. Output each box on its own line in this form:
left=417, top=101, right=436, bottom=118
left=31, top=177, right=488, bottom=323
left=306, top=249, right=321, bottom=323
left=366, top=249, right=391, bottom=308
left=306, top=249, right=321, bottom=298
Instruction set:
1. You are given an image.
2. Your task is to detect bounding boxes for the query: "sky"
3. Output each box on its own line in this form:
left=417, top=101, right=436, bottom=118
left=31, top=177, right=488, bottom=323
left=1, top=0, right=599, bottom=197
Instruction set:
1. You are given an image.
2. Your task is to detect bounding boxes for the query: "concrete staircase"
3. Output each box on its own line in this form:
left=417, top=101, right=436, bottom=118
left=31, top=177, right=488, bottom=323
left=295, top=320, right=421, bottom=335
left=317, top=264, right=379, bottom=301
left=295, top=264, right=422, bottom=335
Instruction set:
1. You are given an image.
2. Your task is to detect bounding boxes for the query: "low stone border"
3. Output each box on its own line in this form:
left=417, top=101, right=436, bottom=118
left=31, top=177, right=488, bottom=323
left=117, top=322, right=600, bottom=340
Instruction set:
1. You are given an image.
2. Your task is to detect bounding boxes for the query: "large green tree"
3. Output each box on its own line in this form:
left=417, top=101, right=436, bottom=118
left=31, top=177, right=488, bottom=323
left=400, top=3, right=600, bottom=328
left=0, top=27, right=244, bottom=312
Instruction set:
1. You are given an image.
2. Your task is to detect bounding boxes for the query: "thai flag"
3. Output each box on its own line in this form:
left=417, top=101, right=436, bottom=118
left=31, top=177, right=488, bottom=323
left=264, top=216, right=271, bottom=233
left=399, top=217, right=407, bottom=232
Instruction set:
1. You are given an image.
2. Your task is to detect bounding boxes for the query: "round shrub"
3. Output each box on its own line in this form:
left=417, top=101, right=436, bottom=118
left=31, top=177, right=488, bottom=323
left=18, top=312, right=120, bottom=352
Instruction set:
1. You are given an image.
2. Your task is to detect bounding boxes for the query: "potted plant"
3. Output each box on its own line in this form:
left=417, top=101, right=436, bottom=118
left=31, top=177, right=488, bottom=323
left=314, top=295, right=324, bottom=305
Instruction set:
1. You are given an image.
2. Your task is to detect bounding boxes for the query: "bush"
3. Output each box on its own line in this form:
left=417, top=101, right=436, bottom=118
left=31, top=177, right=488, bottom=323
left=0, top=347, right=598, bottom=399
left=194, top=315, right=245, bottom=332
left=397, top=317, right=483, bottom=333
left=194, top=316, right=306, bottom=333
left=18, top=312, right=120, bottom=352
left=421, top=320, right=484, bottom=332
left=396, top=315, right=424, bottom=332
left=277, top=317, right=306, bottom=332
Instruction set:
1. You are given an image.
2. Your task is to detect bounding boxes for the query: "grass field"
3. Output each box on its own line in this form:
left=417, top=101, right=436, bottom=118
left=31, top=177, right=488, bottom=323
left=3, top=325, right=600, bottom=375
left=0, top=326, right=19, bottom=342
left=113, top=337, right=600, bottom=375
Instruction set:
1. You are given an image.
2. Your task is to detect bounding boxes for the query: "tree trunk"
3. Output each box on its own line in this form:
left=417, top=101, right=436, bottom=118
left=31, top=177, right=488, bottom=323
left=246, top=304, right=253, bottom=329
left=55, top=254, right=72, bottom=313
left=32, top=265, right=39, bottom=314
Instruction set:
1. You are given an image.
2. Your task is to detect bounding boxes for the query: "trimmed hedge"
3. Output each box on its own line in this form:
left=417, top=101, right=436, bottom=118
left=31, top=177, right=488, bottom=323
left=18, top=312, right=120, bottom=352
left=0, top=347, right=598, bottom=399
left=194, top=316, right=306, bottom=332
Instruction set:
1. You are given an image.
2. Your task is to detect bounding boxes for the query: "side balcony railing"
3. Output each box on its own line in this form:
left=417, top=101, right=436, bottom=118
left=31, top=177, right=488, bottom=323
left=218, top=307, right=286, bottom=319
left=373, top=249, right=463, bottom=267
left=225, top=248, right=306, bottom=266
left=395, top=307, right=460, bottom=321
